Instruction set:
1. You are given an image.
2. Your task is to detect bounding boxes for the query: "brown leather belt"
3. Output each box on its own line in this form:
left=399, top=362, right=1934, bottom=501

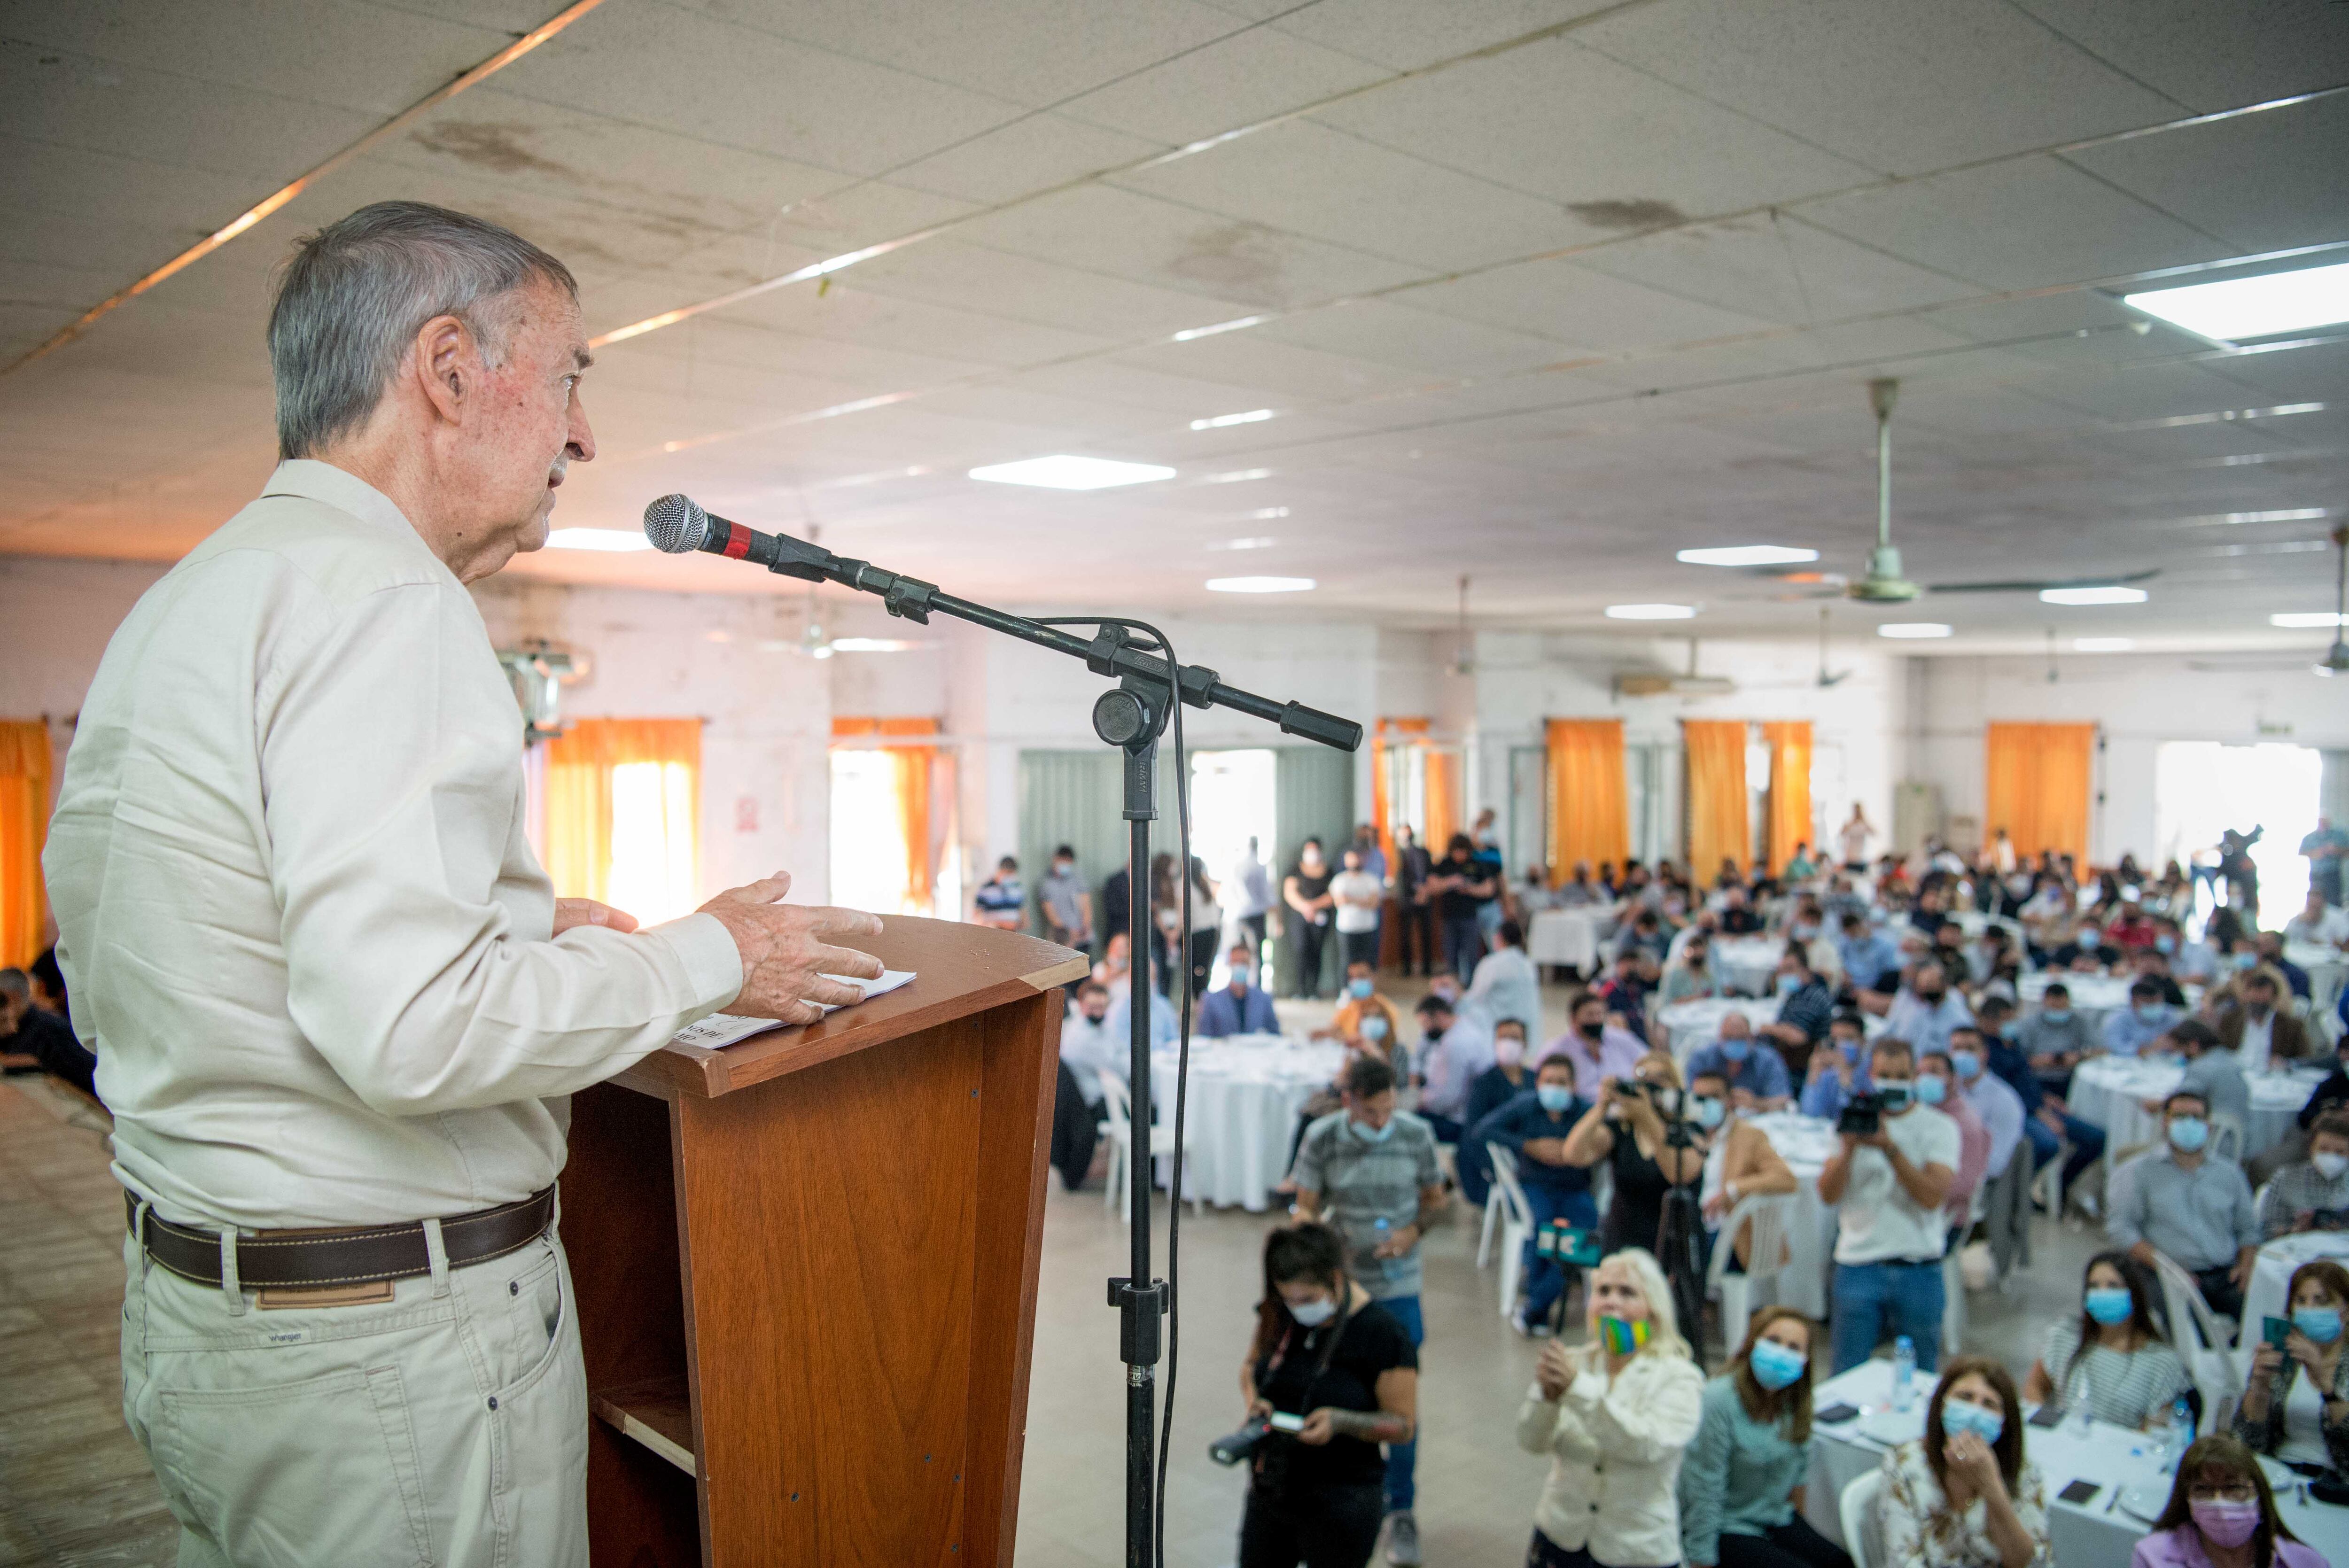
left=125, top=1187, right=556, bottom=1290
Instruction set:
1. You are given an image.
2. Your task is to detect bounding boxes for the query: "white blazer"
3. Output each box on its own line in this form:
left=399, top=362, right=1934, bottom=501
left=1517, top=1346, right=1706, bottom=1565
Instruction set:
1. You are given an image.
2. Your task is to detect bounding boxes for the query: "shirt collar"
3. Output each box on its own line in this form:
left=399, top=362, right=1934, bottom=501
left=260, top=459, right=425, bottom=542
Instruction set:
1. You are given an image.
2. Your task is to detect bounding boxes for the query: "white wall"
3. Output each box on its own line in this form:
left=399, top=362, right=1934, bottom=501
left=1911, top=652, right=2349, bottom=866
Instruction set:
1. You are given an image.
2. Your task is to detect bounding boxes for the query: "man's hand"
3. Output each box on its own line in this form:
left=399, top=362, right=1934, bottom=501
left=554, top=898, right=639, bottom=936
left=696, top=872, right=885, bottom=1024
left=2232, top=1246, right=2257, bottom=1289
left=1374, top=1224, right=1420, bottom=1258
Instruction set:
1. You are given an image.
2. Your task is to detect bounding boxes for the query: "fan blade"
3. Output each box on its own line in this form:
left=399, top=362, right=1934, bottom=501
left=1924, top=568, right=2162, bottom=595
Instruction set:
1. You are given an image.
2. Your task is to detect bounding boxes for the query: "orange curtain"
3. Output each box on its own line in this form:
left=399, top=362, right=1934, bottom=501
left=1545, top=719, right=1627, bottom=882
left=0, top=722, right=53, bottom=967
left=1760, top=721, right=1813, bottom=875
left=541, top=718, right=702, bottom=903
left=832, top=716, right=940, bottom=908
left=1985, top=722, right=2094, bottom=867
left=1425, top=748, right=1462, bottom=854
left=1683, top=720, right=1750, bottom=881
left=1372, top=718, right=1429, bottom=859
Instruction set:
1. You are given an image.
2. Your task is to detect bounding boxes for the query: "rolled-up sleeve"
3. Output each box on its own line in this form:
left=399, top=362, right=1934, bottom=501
left=263, top=578, right=741, bottom=1116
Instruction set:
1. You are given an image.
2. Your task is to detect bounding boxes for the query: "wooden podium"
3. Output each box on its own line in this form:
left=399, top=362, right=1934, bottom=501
left=560, top=916, right=1090, bottom=1567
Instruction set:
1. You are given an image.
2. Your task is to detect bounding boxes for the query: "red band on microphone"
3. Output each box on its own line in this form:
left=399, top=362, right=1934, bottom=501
left=722, top=521, right=751, bottom=559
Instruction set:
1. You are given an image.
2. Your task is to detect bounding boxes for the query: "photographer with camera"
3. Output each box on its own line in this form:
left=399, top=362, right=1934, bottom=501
left=1224, top=1222, right=1419, bottom=1568
left=1562, top=1051, right=1707, bottom=1259
left=1819, top=1037, right=1961, bottom=1374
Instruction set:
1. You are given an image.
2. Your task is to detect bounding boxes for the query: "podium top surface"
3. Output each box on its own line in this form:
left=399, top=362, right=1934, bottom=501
left=613, top=916, right=1090, bottom=1100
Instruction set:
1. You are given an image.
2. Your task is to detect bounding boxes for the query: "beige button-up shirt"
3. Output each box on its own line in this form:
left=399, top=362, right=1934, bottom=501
left=44, top=461, right=743, bottom=1229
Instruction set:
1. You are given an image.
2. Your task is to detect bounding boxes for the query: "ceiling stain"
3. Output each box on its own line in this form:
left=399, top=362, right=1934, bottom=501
left=1569, top=198, right=1688, bottom=230
left=411, top=121, right=579, bottom=182
left=1168, top=224, right=1283, bottom=298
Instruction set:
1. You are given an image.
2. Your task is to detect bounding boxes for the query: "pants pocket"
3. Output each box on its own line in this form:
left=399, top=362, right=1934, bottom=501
left=159, top=1363, right=434, bottom=1568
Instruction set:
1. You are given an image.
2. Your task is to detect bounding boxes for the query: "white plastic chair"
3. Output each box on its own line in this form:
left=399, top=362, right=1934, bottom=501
left=2029, top=1136, right=2071, bottom=1234
left=1839, top=1466, right=1887, bottom=1568
left=2210, top=1111, right=2247, bottom=1167
left=2149, top=1250, right=2245, bottom=1429
left=1097, top=1071, right=1199, bottom=1222
left=1485, top=1145, right=1534, bottom=1318
left=1704, top=1192, right=1794, bottom=1350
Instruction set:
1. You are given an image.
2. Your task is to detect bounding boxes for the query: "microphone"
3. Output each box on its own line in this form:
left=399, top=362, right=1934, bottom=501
left=642, top=494, right=836, bottom=582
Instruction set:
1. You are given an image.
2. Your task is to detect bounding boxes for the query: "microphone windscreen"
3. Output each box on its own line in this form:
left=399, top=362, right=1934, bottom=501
left=643, top=494, right=709, bottom=553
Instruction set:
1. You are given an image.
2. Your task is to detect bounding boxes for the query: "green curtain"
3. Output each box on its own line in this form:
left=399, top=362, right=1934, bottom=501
left=1016, top=749, right=1178, bottom=949
left=1273, top=747, right=1357, bottom=997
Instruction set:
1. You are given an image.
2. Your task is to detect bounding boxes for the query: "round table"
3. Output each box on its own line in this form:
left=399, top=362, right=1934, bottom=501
left=1148, top=1036, right=1346, bottom=1211
left=2286, top=939, right=2346, bottom=1023
left=1740, top=1111, right=1843, bottom=1320
left=1657, top=997, right=1781, bottom=1061
left=2064, top=1056, right=2322, bottom=1161
left=2241, top=1229, right=2349, bottom=1341
left=2018, top=971, right=2139, bottom=1034
left=1527, top=904, right=1620, bottom=973
left=1710, top=936, right=1785, bottom=996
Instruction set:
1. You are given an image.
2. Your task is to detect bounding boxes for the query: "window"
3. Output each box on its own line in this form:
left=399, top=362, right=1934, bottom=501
left=831, top=749, right=913, bottom=915
left=2155, top=742, right=2321, bottom=921
left=606, top=761, right=698, bottom=925
left=537, top=718, right=702, bottom=925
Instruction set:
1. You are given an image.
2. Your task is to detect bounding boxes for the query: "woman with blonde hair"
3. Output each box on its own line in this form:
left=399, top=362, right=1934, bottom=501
left=1679, top=1308, right=1851, bottom=1568
left=1518, top=1247, right=1704, bottom=1568
left=1562, top=1051, right=1703, bottom=1258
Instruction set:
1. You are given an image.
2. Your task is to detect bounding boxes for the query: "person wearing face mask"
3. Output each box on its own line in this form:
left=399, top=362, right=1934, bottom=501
left=2137, top=1019, right=2249, bottom=1134
left=2021, top=1251, right=2190, bottom=1429
left=1688, top=1069, right=1798, bottom=1273
left=1519, top=1250, right=1705, bottom=1568
left=1537, top=992, right=1646, bottom=1100
left=1460, top=1019, right=1538, bottom=1208
left=1467, top=918, right=1542, bottom=1040
left=2254, top=931, right=2314, bottom=1002
left=1758, top=947, right=1836, bottom=1069
left=2155, top=915, right=2221, bottom=984
left=1037, top=844, right=1094, bottom=954
left=1913, top=1051, right=1991, bottom=1247
left=1050, top=979, right=1120, bottom=1189
left=2010, top=982, right=2089, bottom=1090
left=2098, top=975, right=2180, bottom=1058
left=2260, top=1113, right=2349, bottom=1240
left=1800, top=1013, right=1875, bottom=1121
left=1836, top=912, right=1903, bottom=996
left=1878, top=1359, right=2050, bottom=1568
left=1199, top=942, right=1280, bottom=1038
left=1679, top=1309, right=1850, bottom=1568
left=2217, top=969, right=2313, bottom=1075
left=2052, top=919, right=2123, bottom=973
left=1865, top=961, right=1974, bottom=1059
left=2234, top=1258, right=2349, bottom=1474
left=1321, top=961, right=1405, bottom=1066
left=1562, top=1052, right=1706, bottom=1259
left=1945, top=1027, right=2025, bottom=1187
left=1471, top=1055, right=1599, bottom=1336
left=1235, top=1222, right=1419, bottom=1568
left=2128, top=947, right=2189, bottom=1008
left=1330, top=846, right=1385, bottom=976
left=1289, top=1053, right=1446, bottom=1554
left=1662, top=933, right=1727, bottom=1006
left=1283, top=838, right=1339, bottom=1001
left=1425, top=832, right=1497, bottom=987
left=1686, top=1013, right=1793, bottom=1112
left=1410, top=993, right=1494, bottom=1145
left=2108, top=1089, right=2260, bottom=1320
left=2136, top=1434, right=2326, bottom=1568
left=1820, top=1038, right=1961, bottom=1374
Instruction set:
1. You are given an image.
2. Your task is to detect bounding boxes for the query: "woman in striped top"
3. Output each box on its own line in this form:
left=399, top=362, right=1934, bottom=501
left=2020, top=1250, right=2191, bottom=1429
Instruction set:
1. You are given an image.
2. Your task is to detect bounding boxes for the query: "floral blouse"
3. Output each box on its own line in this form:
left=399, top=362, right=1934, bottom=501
left=1879, top=1440, right=2050, bottom=1568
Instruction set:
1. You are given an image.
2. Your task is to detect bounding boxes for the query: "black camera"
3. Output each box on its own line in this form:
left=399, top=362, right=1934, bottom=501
left=1209, top=1415, right=1272, bottom=1467
left=1838, top=1092, right=1884, bottom=1137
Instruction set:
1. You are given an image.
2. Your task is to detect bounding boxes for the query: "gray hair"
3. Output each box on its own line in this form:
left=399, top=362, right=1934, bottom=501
left=268, top=201, right=576, bottom=460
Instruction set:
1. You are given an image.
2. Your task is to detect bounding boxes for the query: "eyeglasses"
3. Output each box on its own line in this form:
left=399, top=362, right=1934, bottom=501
left=2186, top=1483, right=2258, bottom=1504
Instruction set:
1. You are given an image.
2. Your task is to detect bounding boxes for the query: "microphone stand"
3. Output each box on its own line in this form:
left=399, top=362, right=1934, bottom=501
left=755, top=528, right=1361, bottom=1568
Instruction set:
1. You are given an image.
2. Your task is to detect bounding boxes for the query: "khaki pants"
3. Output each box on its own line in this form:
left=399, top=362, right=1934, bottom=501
left=121, top=1223, right=589, bottom=1568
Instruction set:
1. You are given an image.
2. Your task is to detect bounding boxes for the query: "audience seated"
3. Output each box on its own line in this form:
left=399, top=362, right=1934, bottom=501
left=1868, top=961, right=1973, bottom=1056
left=1915, top=1050, right=1991, bottom=1244
left=1410, top=993, right=1494, bottom=1145
left=2100, top=976, right=2182, bottom=1057
left=1821, top=1037, right=1960, bottom=1374
left=2139, top=1019, right=2248, bottom=1133
left=1459, top=1018, right=1535, bottom=1207
left=0, top=966, right=95, bottom=1100
left=1561, top=1051, right=1704, bottom=1259
left=1197, top=944, right=1279, bottom=1038
left=1836, top=912, right=1902, bottom=996
left=1799, top=1013, right=1874, bottom=1122
left=1687, top=1069, right=1797, bottom=1271
left=1536, top=992, right=1645, bottom=1100
left=1677, top=1309, right=1851, bottom=1568
left=2108, top=1088, right=2259, bottom=1320
left=1877, top=1359, right=2052, bottom=1568
left=2260, top=1113, right=2349, bottom=1241
left=1948, top=1027, right=2025, bottom=1189
left=1660, top=934, right=1725, bottom=1006
left=2234, top=1258, right=2349, bottom=1471
left=2133, top=1434, right=2329, bottom=1568
left=1058, top=980, right=1125, bottom=1104
left=2214, top=967, right=2311, bottom=1071
left=2020, top=1251, right=2190, bottom=1429
left=2284, top=886, right=2349, bottom=949
left=1321, top=960, right=1404, bottom=1062
left=1685, top=1014, right=1792, bottom=1112
left=2052, top=921, right=2123, bottom=972
left=1470, top=1053, right=1598, bottom=1338
left=2255, top=931, right=2313, bottom=1002
left=1757, top=947, right=1835, bottom=1072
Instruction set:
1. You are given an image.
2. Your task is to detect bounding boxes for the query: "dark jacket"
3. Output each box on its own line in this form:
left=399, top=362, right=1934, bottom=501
left=1467, top=1091, right=1593, bottom=1195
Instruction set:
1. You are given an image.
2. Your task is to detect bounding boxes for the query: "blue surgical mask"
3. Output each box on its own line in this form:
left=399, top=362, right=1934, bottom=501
left=1839, top=1040, right=1862, bottom=1062
left=1288, top=1296, right=1337, bottom=1327
left=1723, top=1038, right=1752, bottom=1063
left=2168, top=1117, right=2209, bottom=1154
left=1749, top=1339, right=1808, bottom=1392
left=2295, top=1307, right=2344, bottom=1345
left=1361, top=1016, right=1389, bottom=1042
left=2085, top=1287, right=2134, bottom=1326
left=1792, top=923, right=1818, bottom=940
left=1776, top=974, right=1801, bottom=996
left=2134, top=1003, right=2164, bottom=1023
left=2155, top=935, right=2176, bottom=955
left=2042, top=1009, right=2072, bottom=1025
left=1536, top=1084, right=1574, bottom=1114
left=1940, top=1400, right=2005, bottom=1445
left=1348, top=977, right=1374, bottom=999
left=2235, top=951, right=2258, bottom=971
left=1351, top=1116, right=1396, bottom=1143
left=1691, top=1096, right=1726, bottom=1129
left=1951, top=1050, right=1981, bottom=1080
left=1913, top=1076, right=1947, bottom=1105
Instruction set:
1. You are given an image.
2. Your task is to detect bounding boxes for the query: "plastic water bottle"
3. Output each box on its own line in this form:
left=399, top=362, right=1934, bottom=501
left=1374, top=1217, right=1400, bottom=1281
left=1892, top=1336, right=1916, bottom=1412
left=2162, top=1393, right=2196, bottom=1467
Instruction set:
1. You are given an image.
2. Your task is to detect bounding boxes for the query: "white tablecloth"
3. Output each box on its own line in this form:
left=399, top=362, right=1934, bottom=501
left=1740, top=1111, right=1842, bottom=1320
left=1802, top=1359, right=2349, bottom=1568
left=1527, top=904, right=1619, bottom=972
left=1149, top=1037, right=1346, bottom=1211
left=2018, top=971, right=2141, bottom=1034
left=2241, top=1229, right=2349, bottom=1336
left=1659, top=997, right=1884, bottom=1065
left=2065, top=1056, right=2321, bottom=1161
left=2287, top=939, right=2346, bottom=1022
left=1710, top=935, right=1785, bottom=996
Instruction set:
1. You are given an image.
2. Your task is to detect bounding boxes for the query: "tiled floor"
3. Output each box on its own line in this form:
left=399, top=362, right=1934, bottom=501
left=0, top=976, right=2099, bottom=1567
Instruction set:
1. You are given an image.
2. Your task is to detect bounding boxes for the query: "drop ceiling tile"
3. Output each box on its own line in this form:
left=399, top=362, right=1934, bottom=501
left=1571, top=214, right=1980, bottom=326
left=1112, top=332, right=1437, bottom=403
left=1795, top=155, right=2233, bottom=292
left=711, top=282, right=1119, bottom=369
left=890, top=113, right=1165, bottom=205
left=1314, top=39, right=1875, bottom=215
left=2064, top=91, right=2349, bottom=256
left=2007, top=0, right=2349, bottom=113
left=1576, top=0, right=2186, bottom=178
left=2203, top=339, right=2349, bottom=404
left=1112, top=118, right=1592, bottom=272
left=1405, top=256, right=1779, bottom=354
left=1270, top=0, right=1622, bottom=71
left=1250, top=299, right=1568, bottom=379
left=1058, top=25, right=1390, bottom=147
left=851, top=239, right=1245, bottom=338
left=953, top=183, right=1423, bottom=310
left=2016, top=358, right=2295, bottom=422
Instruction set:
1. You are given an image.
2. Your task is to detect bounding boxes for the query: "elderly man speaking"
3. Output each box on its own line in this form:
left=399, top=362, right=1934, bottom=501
left=43, top=202, right=884, bottom=1566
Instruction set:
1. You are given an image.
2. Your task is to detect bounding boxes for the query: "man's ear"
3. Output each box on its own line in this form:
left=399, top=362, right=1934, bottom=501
left=412, top=313, right=475, bottom=424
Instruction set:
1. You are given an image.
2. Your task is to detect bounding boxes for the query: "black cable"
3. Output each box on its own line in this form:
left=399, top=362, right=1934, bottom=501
left=1036, top=617, right=1193, bottom=1568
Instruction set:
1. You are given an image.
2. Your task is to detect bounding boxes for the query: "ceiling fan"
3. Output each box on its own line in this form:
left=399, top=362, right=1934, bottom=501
left=1815, top=606, right=1853, bottom=687
left=2318, top=523, right=2349, bottom=677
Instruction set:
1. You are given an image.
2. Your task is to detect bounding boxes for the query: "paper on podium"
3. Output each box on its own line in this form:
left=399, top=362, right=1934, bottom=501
left=668, top=970, right=917, bottom=1050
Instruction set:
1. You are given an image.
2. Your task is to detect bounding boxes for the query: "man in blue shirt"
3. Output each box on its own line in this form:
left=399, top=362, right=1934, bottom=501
left=1759, top=946, right=1836, bottom=1061
left=1875, top=962, right=1973, bottom=1056
left=1683, top=1013, right=1792, bottom=1110
left=1836, top=912, right=1902, bottom=995
left=1196, top=945, right=1279, bottom=1037
left=2098, top=976, right=2179, bottom=1056
left=1466, top=1054, right=1595, bottom=1337
left=1801, top=1012, right=1875, bottom=1120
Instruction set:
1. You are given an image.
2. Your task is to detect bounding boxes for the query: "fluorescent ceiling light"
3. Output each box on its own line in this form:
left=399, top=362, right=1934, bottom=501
left=2072, top=637, right=2136, bottom=652
left=827, top=637, right=924, bottom=653
left=1605, top=603, right=1698, bottom=620
left=2123, top=260, right=2349, bottom=342
left=1877, top=622, right=1953, bottom=639
left=2039, top=585, right=2148, bottom=605
left=1248, top=506, right=1289, bottom=520
left=2273, top=612, right=2349, bottom=628
left=968, top=455, right=1174, bottom=490
left=545, top=528, right=653, bottom=551
left=1675, top=545, right=1820, bottom=567
left=1206, top=575, right=1314, bottom=593
left=1191, top=408, right=1275, bottom=430
left=1200, top=468, right=1272, bottom=484
left=1171, top=314, right=1269, bottom=342
left=2191, top=508, right=2331, bottom=526
left=1207, top=537, right=1276, bottom=552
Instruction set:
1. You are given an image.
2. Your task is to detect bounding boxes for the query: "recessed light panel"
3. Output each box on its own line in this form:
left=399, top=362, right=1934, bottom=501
left=1605, top=603, right=1698, bottom=620
left=1675, top=545, right=1820, bottom=567
left=1206, top=537, right=1276, bottom=552
left=1190, top=409, right=1275, bottom=430
left=2273, top=612, right=2349, bottom=628
left=2039, top=586, right=2148, bottom=605
left=546, top=528, right=653, bottom=551
left=1876, top=623, right=1953, bottom=639
left=2123, top=260, right=2349, bottom=343
left=1206, top=575, right=1314, bottom=593
left=2072, top=637, right=2136, bottom=652
left=968, top=455, right=1175, bottom=490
